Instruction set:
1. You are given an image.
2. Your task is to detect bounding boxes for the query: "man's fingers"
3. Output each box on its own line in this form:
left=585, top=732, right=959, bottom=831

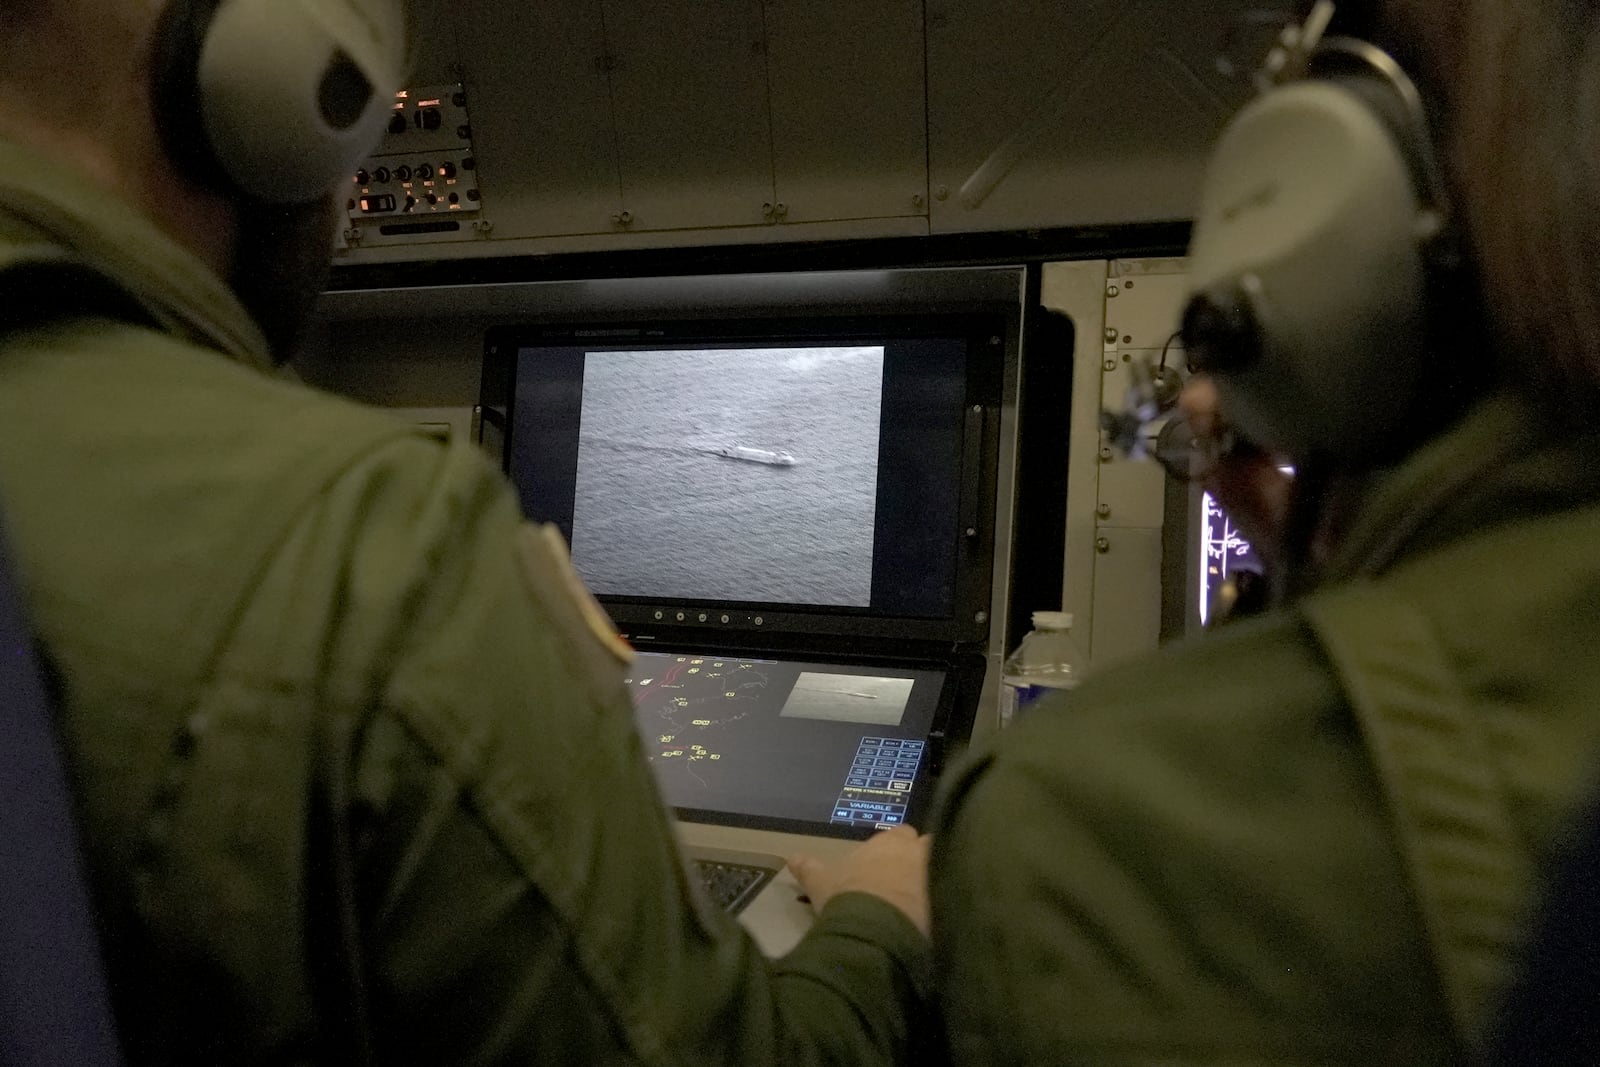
left=1180, top=376, right=1222, bottom=436
left=786, top=853, right=818, bottom=888
left=786, top=854, right=827, bottom=910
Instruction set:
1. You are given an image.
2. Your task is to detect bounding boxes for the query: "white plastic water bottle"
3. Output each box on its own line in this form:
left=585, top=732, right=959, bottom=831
left=999, top=611, right=1085, bottom=726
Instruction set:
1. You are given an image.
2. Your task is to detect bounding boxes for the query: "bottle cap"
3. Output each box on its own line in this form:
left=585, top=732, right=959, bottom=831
left=1031, top=611, right=1073, bottom=630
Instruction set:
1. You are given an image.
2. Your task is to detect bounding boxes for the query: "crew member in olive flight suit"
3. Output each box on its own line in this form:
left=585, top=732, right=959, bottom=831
left=932, top=1, right=1600, bottom=1063
left=0, top=1, right=934, bottom=1062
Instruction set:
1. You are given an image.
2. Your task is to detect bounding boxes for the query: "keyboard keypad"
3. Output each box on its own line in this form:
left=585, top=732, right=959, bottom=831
left=694, top=859, right=777, bottom=914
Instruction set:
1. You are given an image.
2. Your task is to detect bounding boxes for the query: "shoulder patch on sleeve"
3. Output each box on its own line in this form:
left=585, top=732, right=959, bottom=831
left=515, top=523, right=634, bottom=668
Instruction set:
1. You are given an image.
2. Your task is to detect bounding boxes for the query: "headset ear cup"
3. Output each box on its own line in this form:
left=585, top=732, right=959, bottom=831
left=1185, top=78, right=1434, bottom=463
left=150, top=0, right=232, bottom=194
left=195, top=0, right=409, bottom=203
left=149, top=0, right=409, bottom=205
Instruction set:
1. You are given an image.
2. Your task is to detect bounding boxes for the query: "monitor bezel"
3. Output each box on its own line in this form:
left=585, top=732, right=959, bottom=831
left=481, top=314, right=1005, bottom=649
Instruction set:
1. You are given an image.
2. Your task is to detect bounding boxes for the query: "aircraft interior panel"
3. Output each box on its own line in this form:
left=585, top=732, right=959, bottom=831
left=764, top=0, right=929, bottom=225
left=334, top=0, right=1291, bottom=264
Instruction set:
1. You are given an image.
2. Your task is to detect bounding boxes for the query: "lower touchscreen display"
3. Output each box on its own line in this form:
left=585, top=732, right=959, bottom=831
left=624, top=649, right=945, bottom=833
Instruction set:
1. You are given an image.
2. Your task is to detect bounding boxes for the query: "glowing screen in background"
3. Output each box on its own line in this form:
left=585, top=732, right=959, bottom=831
left=1198, top=491, right=1260, bottom=626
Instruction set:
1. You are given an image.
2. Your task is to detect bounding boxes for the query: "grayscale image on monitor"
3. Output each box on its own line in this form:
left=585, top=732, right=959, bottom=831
left=570, top=346, right=883, bottom=607
left=780, top=672, right=914, bottom=726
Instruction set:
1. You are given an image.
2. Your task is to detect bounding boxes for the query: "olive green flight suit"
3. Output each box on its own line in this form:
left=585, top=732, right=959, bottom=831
left=932, top=395, right=1600, bottom=1064
left=0, top=138, right=931, bottom=1066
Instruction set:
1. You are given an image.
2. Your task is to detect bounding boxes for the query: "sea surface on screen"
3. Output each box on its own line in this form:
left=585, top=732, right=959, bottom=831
left=570, top=345, right=884, bottom=607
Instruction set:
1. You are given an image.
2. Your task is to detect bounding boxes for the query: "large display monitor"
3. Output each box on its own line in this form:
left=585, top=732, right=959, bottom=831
left=481, top=316, right=1004, bottom=648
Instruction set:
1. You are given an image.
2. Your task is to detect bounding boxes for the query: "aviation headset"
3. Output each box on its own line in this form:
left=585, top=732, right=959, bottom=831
left=150, top=0, right=410, bottom=205
left=1181, top=0, right=1467, bottom=466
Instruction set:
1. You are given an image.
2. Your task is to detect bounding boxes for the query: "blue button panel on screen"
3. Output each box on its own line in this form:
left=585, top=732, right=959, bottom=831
left=831, top=737, right=925, bottom=827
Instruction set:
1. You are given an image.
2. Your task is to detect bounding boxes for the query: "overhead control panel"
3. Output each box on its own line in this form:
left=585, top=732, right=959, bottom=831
left=343, top=84, right=483, bottom=248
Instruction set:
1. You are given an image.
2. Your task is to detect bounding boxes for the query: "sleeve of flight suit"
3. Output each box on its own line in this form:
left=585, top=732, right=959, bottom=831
left=278, top=433, right=934, bottom=1066
left=928, top=615, right=1460, bottom=1067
